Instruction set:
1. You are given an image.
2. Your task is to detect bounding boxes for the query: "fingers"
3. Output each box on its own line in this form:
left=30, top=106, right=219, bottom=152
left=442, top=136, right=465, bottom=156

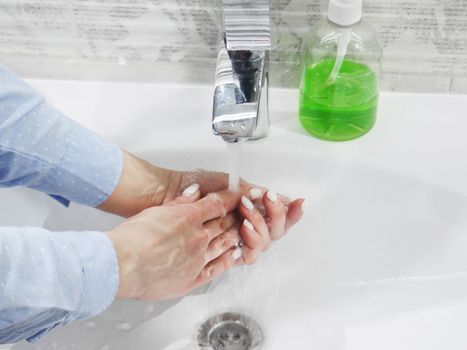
left=239, top=219, right=262, bottom=265
left=206, top=225, right=241, bottom=262
left=195, top=247, right=242, bottom=287
left=248, top=187, right=263, bottom=201
left=247, top=187, right=266, bottom=215
left=203, top=213, right=238, bottom=240
left=164, top=183, right=201, bottom=206
left=240, top=188, right=306, bottom=249
left=194, top=190, right=241, bottom=223
left=191, top=190, right=305, bottom=290
left=247, top=187, right=291, bottom=208
left=285, top=198, right=305, bottom=232
left=262, top=190, right=288, bottom=241
left=238, top=196, right=271, bottom=251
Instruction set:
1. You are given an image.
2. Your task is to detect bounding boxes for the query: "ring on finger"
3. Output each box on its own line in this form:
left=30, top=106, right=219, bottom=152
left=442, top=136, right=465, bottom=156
left=234, top=240, right=245, bottom=249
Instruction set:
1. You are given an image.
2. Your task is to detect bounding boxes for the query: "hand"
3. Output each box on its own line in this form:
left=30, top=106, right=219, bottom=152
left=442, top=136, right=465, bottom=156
left=97, top=151, right=181, bottom=217
left=100, top=151, right=305, bottom=263
left=167, top=183, right=305, bottom=265
left=97, top=151, right=295, bottom=217
left=106, top=189, right=244, bottom=301
left=97, top=151, right=231, bottom=217
left=237, top=189, right=305, bottom=265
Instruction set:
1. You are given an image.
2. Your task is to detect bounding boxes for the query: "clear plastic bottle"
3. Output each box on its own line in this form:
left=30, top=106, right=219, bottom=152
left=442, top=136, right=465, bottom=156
left=299, top=0, right=383, bottom=141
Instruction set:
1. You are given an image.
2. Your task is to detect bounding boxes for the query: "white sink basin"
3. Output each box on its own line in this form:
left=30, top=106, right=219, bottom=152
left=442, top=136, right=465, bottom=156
left=3, top=80, right=467, bottom=349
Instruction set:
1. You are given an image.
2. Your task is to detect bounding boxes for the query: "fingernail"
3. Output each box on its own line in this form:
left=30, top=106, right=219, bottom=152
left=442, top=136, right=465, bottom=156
left=232, top=248, right=242, bottom=260
left=241, top=196, right=254, bottom=210
left=249, top=188, right=262, bottom=200
left=243, top=219, right=254, bottom=231
left=182, top=183, right=199, bottom=197
left=266, top=191, right=278, bottom=203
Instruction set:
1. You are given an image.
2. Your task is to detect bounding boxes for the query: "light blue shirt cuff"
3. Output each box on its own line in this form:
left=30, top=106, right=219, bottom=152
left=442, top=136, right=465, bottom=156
left=65, top=231, right=120, bottom=321
left=26, top=231, right=119, bottom=342
left=30, top=123, right=123, bottom=207
left=0, top=229, right=119, bottom=344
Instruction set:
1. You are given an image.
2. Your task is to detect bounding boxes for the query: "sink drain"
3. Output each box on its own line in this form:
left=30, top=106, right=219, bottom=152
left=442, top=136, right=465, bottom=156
left=197, top=312, right=263, bottom=350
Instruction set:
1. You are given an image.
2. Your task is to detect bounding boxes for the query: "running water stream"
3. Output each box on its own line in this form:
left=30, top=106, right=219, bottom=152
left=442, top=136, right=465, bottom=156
left=227, top=140, right=244, bottom=192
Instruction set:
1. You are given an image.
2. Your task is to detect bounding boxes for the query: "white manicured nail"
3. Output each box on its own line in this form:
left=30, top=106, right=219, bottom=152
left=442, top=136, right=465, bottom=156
left=266, top=191, right=278, bottom=203
left=241, top=196, right=254, bottom=210
left=182, top=183, right=199, bottom=197
left=249, top=188, right=262, bottom=200
left=243, top=219, right=254, bottom=231
left=232, top=248, right=242, bottom=260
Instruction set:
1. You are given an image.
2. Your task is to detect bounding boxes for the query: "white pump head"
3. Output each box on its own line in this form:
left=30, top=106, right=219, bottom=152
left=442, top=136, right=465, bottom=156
left=328, top=0, right=363, bottom=26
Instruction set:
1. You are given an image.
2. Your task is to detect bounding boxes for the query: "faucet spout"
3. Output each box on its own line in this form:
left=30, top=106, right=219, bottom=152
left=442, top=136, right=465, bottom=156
left=212, top=0, right=271, bottom=143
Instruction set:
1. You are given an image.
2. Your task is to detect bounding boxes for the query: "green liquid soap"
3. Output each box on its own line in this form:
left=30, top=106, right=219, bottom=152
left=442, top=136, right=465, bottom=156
left=299, top=58, right=378, bottom=141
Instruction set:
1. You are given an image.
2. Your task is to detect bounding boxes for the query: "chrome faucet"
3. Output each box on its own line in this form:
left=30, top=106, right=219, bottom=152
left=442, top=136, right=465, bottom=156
left=212, top=0, right=271, bottom=143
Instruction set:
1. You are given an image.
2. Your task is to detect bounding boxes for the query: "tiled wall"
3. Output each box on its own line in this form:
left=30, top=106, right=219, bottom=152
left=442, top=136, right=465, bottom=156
left=0, top=0, right=466, bottom=93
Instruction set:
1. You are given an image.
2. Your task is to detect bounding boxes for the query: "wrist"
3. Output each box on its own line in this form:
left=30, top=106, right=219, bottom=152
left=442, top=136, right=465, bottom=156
left=98, top=151, right=181, bottom=217
left=106, top=229, right=140, bottom=300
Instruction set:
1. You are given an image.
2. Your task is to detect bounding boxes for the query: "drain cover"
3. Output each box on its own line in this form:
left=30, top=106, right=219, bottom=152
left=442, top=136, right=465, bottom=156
left=198, top=312, right=263, bottom=350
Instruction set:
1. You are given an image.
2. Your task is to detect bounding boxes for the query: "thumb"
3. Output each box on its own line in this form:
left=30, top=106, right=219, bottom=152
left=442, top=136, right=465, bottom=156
left=164, top=183, right=201, bottom=206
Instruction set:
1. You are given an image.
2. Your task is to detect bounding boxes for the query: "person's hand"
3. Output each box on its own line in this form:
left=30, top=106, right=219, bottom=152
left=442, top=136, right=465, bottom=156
left=172, top=183, right=305, bottom=265
left=97, top=151, right=231, bottom=217
left=97, top=151, right=180, bottom=217
left=98, top=151, right=297, bottom=217
left=100, top=151, right=305, bottom=262
left=236, top=189, right=305, bottom=265
left=106, top=189, right=244, bottom=301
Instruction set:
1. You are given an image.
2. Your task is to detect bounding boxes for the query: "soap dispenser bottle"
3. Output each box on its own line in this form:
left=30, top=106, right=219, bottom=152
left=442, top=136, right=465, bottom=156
left=299, top=0, right=382, bottom=141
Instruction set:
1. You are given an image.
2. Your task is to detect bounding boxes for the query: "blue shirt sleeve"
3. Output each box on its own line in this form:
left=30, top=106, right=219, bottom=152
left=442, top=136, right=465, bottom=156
left=0, top=64, right=123, bottom=207
left=0, top=65, right=124, bottom=343
left=0, top=227, right=119, bottom=343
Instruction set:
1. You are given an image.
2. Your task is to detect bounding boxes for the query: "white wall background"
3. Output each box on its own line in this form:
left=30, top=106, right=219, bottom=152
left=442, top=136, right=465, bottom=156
left=0, top=0, right=466, bottom=93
